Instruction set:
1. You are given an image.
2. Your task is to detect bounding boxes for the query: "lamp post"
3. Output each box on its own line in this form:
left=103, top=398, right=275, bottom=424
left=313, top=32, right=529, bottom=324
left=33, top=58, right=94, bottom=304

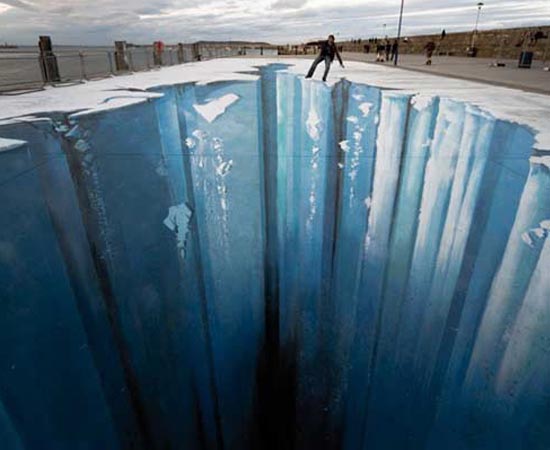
left=470, top=2, right=484, bottom=50
left=394, top=0, right=405, bottom=65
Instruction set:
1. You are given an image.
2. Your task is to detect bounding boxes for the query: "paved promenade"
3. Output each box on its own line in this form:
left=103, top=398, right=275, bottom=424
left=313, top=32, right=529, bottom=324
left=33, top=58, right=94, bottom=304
left=341, top=53, right=550, bottom=95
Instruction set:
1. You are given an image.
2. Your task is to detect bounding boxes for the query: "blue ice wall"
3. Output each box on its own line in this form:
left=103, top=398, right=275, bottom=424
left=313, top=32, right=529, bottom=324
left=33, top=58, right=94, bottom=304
left=1, top=66, right=549, bottom=450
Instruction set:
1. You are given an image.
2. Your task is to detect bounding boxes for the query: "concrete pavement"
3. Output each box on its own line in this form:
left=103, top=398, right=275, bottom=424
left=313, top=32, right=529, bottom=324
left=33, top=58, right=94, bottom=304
left=341, top=52, right=550, bottom=95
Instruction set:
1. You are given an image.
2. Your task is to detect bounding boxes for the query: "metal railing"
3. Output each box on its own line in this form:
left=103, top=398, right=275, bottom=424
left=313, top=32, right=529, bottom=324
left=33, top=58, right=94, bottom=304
left=0, top=44, right=276, bottom=94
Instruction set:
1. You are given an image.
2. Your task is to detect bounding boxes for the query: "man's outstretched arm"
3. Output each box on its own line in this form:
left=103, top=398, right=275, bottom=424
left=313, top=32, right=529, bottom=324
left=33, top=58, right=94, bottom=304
left=336, top=48, right=344, bottom=67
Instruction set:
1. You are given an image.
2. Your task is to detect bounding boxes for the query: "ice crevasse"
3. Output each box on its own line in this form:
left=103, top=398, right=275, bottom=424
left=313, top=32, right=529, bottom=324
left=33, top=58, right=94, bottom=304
left=1, top=61, right=550, bottom=450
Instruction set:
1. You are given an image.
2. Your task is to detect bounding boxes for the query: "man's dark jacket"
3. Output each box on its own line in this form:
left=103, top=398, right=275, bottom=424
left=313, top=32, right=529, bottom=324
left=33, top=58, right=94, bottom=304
left=317, top=40, right=343, bottom=64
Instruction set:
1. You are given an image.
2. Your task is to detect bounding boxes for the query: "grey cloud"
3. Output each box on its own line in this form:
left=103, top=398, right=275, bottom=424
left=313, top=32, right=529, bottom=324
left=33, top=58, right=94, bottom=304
left=0, top=0, right=35, bottom=9
left=135, top=7, right=163, bottom=14
left=0, top=0, right=548, bottom=45
left=271, top=0, right=307, bottom=10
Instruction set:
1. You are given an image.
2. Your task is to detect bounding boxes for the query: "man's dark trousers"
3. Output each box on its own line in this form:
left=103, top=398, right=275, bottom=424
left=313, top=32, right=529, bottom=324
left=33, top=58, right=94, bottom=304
left=306, top=54, right=332, bottom=81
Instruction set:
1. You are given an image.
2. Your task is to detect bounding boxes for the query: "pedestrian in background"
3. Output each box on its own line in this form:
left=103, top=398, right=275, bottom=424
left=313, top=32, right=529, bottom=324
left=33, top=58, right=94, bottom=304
left=391, top=39, right=399, bottom=63
left=385, top=40, right=392, bottom=62
left=424, top=41, right=436, bottom=65
left=376, top=42, right=385, bottom=62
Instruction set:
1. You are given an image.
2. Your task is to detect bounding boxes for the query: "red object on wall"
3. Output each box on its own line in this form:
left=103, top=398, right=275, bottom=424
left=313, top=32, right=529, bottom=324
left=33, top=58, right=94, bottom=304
left=154, top=41, right=165, bottom=53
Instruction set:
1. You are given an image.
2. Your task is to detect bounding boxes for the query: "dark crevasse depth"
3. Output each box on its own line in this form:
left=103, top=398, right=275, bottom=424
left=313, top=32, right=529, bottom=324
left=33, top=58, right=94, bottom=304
left=1, top=64, right=550, bottom=450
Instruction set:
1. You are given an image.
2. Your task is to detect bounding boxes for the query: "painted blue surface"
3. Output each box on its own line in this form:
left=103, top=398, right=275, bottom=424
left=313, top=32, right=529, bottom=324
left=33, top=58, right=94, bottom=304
left=1, top=66, right=549, bottom=449
left=0, top=136, right=120, bottom=449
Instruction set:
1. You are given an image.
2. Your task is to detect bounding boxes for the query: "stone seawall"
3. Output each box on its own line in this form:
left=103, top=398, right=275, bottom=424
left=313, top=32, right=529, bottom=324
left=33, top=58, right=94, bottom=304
left=342, top=26, right=550, bottom=60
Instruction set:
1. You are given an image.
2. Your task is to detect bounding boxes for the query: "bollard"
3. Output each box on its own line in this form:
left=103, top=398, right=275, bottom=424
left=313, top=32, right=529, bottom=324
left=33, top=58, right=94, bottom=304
left=78, top=51, right=87, bottom=80
left=192, top=43, right=201, bottom=61
left=38, top=36, right=61, bottom=83
left=128, top=50, right=135, bottom=72
left=107, top=52, right=115, bottom=75
left=177, top=43, right=185, bottom=64
left=114, top=41, right=129, bottom=71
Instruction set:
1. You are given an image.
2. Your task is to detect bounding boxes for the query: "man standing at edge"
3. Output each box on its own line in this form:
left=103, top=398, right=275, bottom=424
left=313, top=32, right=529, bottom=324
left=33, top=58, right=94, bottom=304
left=305, top=34, right=345, bottom=82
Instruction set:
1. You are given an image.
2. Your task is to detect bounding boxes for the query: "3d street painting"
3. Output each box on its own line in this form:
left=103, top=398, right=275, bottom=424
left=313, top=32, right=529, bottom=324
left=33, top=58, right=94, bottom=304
left=1, top=59, right=549, bottom=450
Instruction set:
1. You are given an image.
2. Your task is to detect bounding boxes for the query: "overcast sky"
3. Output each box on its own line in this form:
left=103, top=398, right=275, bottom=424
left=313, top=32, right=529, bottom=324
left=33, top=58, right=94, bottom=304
left=0, top=0, right=549, bottom=45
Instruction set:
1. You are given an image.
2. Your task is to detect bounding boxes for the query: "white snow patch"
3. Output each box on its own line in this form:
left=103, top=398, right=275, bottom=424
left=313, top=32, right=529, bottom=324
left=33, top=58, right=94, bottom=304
left=358, top=102, right=373, bottom=117
left=339, top=140, right=350, bottom=152
left=347, top=116, right=359, bottom=124
left=193, top=93, right=239, bottom=123
left=163, top=203, right=192, bottom=259
left=185, top=137, right=196, bottom=149
left=75, top=139, right=90, bottom=153
left=364, top=233, right=371, bottom=252
left=192, top=129, right=208, bottom=141
left=54, top=123, right=69, bottom=133
left=530, top=155, right=550, bottom=168
left=210, top=136, right=231, bottom=239
left=65, top=124, right=80, bottom=139
left=212, top=137, right=224, bottom=151
left=308, top=192, right=317, bottom=218
left=521, top=226, right=549, bottom=248
left=365, top=197, right=372, bottom=209
left=521, top=231, right=534, bottom=247
left=306, top=110, right=323, bottom=141
left=0, top=137, right=26, bottom=152
left=216, top=160, right=234, bottom=177
left=411, top=95, right=434, bottom=111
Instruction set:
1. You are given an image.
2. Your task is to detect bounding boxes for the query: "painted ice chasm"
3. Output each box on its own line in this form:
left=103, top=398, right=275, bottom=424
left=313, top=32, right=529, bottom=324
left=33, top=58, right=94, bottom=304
left=1, top=63, right=550, bottom=450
